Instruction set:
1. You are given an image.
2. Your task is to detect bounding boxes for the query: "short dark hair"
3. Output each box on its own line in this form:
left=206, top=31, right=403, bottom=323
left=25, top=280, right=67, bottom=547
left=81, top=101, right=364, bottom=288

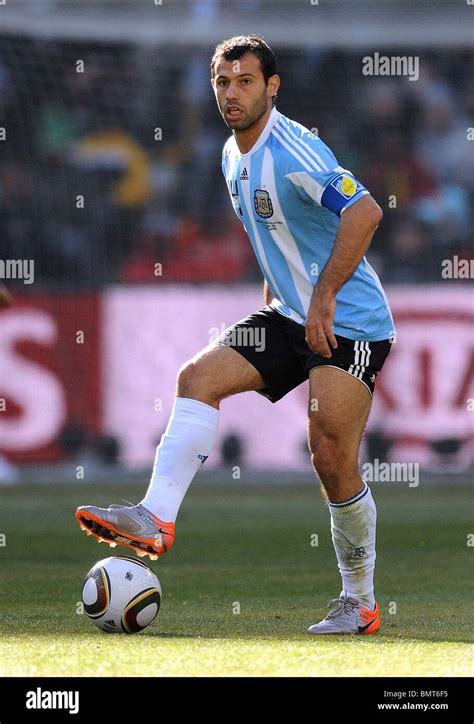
left=210, top=35, right=277, bottom=83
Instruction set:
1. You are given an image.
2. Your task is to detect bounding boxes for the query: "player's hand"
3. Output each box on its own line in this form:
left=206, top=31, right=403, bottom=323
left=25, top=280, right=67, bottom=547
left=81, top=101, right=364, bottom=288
left=0, top=284, right=12, bottom=309
left=305, top=288, right=338, bottom=358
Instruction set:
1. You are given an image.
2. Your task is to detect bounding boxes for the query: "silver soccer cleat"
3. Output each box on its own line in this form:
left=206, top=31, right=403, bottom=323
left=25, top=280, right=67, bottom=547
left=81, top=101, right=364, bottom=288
left=307, top=595, right=380, bottom=635
left=75, top=503, right=175, bottom=561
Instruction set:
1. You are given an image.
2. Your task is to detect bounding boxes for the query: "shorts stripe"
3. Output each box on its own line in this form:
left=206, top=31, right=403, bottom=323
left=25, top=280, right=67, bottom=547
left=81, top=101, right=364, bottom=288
left=363, top=341, right=372, bottom=378
left=348, top=341, right=359, bottom=377
left=357, top=340, right=364, bottom=379
left=350, top=340, right=372, bottom=380
left=358, top=341, right=367, bottom=380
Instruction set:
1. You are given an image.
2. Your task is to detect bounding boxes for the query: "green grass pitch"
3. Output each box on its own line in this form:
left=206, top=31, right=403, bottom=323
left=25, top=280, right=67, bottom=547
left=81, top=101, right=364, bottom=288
left=0, top=481, right=472, bottom=677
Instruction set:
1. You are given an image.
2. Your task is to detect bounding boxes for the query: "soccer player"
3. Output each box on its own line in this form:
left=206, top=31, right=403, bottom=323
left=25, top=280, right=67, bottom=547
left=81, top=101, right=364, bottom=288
left=76, top=36, right=396, bottom=635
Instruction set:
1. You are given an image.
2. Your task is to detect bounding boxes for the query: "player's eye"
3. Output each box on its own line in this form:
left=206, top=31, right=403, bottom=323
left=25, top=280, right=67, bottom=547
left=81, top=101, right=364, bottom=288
left=241, top=79, right=251, bottom=85
left=217, top=79, right=228, bottom=87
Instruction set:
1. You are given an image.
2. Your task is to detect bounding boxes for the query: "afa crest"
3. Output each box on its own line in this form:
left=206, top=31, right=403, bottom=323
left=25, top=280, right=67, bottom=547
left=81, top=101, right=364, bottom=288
left=254, top=189, right=274, bottom=218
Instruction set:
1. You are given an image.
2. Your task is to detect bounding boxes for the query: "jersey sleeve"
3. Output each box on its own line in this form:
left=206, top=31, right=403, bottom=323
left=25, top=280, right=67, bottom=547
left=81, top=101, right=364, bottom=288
left=221, top=136, right=233, bottom=178
left=284, top=135, right=369, bottom=216
left=221, top=146, right=227, bottom=178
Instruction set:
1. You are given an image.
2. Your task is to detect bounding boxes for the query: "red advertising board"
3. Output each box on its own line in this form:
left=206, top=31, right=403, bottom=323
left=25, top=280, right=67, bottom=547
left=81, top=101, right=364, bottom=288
left=0, top=286, right=472, bottom=470
left=0, top=294, right=100, bottom=462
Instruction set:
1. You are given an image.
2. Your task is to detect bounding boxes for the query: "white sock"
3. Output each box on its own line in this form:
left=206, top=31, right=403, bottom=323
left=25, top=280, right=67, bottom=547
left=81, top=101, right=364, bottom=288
left=140, top=397, right=219, bottom=522
left=328, top=483, right=377, bottom=610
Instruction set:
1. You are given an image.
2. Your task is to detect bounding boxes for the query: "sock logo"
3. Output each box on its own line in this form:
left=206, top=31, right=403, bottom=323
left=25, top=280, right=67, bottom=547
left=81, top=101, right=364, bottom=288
left=353, top=546, right=368, bottom=559
left=198, top=454, right=208, bottom=465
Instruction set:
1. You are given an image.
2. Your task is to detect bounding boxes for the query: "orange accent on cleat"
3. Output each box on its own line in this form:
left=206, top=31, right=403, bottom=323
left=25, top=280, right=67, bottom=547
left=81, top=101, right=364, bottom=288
left=358, top=601, right=381, bottom=635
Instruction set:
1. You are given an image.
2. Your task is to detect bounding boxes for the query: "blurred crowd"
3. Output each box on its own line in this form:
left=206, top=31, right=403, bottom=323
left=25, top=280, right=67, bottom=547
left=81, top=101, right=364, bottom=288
left=0, top=37, right=472, bottom=289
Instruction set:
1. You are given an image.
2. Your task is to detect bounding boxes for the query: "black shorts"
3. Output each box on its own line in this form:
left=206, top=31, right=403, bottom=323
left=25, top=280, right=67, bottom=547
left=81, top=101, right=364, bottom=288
left=216, top=305, right=393, bottom=403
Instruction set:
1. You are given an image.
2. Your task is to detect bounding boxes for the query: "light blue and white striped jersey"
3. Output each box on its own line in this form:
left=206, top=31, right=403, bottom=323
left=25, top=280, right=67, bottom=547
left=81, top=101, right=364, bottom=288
left=222, top=107, right=396, bottom=342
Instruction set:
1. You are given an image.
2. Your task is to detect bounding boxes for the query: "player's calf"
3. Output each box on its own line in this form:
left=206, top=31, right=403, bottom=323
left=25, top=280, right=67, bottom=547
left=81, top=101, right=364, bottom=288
left=309, top=434, right=361, bottom=502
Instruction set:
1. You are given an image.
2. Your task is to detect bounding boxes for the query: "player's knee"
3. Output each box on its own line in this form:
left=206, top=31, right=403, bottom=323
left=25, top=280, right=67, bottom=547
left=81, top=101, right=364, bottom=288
left=176, top=360, right=217, bottom=404
left=310, top=435, right=347, bottom=487
left=177, top=360, right=200, bottom=398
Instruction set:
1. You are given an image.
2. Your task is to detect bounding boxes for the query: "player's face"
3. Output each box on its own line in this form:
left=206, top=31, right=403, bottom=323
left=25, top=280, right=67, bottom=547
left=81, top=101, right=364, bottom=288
left=212, top=53, right=277, bottom=132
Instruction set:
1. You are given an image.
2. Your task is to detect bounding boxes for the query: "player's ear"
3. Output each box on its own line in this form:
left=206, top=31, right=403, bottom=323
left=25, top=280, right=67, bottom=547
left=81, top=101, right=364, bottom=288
left=268, top=74, right=280, bottom=101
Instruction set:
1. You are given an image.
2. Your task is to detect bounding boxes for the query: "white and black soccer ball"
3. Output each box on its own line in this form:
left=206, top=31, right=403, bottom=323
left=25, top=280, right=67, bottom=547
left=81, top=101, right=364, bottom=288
left=82, top=556, right=162, bottom=634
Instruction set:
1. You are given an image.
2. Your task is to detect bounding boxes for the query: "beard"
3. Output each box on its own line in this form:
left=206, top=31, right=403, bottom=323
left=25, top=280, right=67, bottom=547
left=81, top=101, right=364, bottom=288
left=222, top=91, right=269, bottom=132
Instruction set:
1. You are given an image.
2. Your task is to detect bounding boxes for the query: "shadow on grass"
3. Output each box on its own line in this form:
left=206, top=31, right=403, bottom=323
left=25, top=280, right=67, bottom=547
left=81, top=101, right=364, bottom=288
left=3, top=623, right=471, bottom=645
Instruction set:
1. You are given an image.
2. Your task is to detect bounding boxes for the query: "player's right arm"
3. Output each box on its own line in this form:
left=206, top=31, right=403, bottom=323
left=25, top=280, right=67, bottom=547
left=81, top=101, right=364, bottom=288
left=263, top=278, right=272, bottom=305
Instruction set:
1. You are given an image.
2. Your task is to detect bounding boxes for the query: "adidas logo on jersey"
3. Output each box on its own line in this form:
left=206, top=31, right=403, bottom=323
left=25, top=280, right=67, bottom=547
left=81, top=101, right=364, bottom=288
left=240, top=167, right=249, bottom=180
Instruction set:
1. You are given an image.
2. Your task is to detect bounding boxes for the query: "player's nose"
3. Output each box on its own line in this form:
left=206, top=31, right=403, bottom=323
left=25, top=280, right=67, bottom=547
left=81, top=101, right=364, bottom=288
left=225, top=82, right=239, bottom=101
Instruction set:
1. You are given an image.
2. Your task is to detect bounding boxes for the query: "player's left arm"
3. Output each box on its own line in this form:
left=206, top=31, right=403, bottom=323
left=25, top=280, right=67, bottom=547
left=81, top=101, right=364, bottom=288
left=305, top=195, right=383, bottom=358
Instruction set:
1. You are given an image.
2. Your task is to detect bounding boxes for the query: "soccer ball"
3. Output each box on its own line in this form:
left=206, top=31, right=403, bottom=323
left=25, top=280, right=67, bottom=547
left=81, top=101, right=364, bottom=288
left=82, top=556, right=162, bottom=634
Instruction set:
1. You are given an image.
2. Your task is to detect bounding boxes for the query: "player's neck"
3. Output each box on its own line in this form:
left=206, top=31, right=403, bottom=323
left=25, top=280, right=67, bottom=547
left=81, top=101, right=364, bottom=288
left=233, top=106, right=274, bottom=155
